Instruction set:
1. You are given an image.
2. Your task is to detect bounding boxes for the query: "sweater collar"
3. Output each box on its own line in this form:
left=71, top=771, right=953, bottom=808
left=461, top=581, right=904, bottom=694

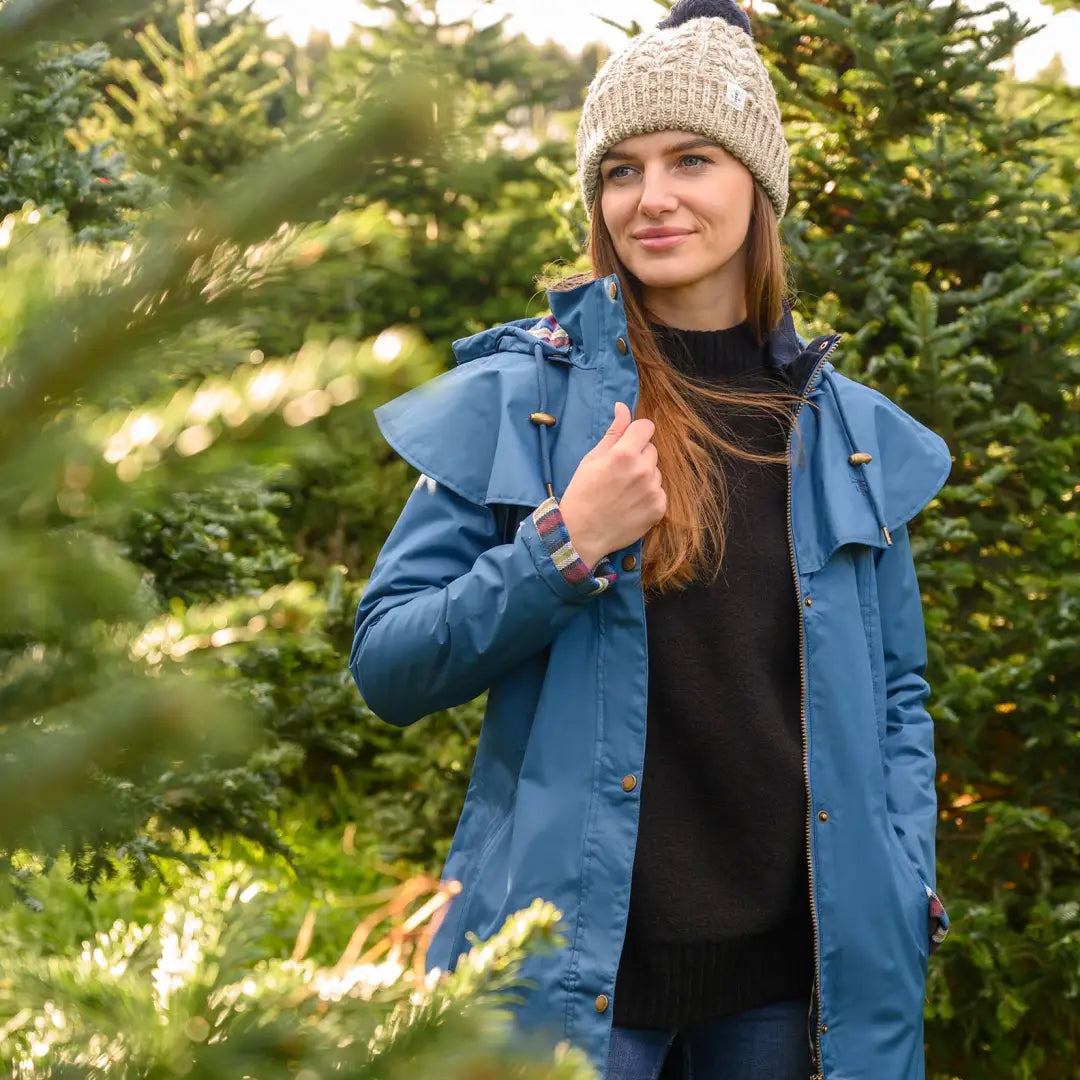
left=648, top=318, right=767, bottom=379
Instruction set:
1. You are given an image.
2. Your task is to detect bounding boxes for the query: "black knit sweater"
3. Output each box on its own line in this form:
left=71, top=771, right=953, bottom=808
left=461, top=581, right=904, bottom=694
left=611, top=319, right=814, bottom=1031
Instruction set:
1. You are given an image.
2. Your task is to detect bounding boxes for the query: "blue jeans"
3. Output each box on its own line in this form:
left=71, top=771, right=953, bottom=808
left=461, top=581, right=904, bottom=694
left=605, top=999, right=814, bottom=1080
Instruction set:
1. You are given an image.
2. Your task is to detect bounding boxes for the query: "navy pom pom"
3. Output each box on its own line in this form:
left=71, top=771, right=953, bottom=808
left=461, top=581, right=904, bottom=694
left=657, top=0, right=752, bottom=38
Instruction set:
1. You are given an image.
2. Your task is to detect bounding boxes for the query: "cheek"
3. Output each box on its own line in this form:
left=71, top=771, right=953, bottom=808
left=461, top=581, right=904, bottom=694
left=718, top=177, right=755, bottom=223
left=599, top=187, right=630, bottom=230
left=693, top=191, right=751, bottom=232
left=599, top=199, right=616, bottom=232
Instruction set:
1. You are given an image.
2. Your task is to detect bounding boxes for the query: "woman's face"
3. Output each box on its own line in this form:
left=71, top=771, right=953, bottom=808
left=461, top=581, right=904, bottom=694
left=598, top=129, right=755, bottom=299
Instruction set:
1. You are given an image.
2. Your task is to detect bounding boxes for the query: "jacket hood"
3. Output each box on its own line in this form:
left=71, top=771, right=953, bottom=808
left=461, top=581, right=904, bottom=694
left=451, top=315, right=571, bottom=366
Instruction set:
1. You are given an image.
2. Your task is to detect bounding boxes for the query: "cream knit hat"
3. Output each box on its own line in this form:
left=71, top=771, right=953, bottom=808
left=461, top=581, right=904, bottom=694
left=576, top=0, right=789, bottom=222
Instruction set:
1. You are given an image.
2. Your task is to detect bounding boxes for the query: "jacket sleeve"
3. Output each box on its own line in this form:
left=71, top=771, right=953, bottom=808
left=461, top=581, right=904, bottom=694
left=875, top=522, right=950, bottom=951
left=349, top=477, right=616, bottom=729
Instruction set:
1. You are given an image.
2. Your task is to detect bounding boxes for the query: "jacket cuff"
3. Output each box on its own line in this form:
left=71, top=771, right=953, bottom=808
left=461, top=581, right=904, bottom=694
left=527, top=496, right=617, bottom=597
left=928, top=887, right=950, bottom=953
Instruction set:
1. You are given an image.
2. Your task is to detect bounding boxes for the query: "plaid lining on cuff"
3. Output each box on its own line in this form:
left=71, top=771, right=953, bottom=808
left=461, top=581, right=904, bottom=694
left=928, top=887, right=950, bottom=953
left=531, top=496, right=617, bottom=596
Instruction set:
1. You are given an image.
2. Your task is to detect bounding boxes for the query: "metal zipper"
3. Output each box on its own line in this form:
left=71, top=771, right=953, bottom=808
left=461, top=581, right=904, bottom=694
left=786, top=336, right=841, bottom=1080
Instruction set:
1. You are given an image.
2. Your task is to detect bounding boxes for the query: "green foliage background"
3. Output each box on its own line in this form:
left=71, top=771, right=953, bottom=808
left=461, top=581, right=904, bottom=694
left=0, top=0, right=1076, bottom=1076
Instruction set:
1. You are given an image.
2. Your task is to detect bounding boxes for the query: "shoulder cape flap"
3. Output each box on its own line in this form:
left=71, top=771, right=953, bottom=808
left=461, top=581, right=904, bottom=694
left=794, top=371, right=952, bottom=574
left=373, top=355, right=554, bottom=509
left=834, top=374, right=953, bottom=527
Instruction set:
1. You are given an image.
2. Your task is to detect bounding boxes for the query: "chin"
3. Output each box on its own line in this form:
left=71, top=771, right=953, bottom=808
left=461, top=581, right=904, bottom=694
left=626, top=259, right=710, bottom=290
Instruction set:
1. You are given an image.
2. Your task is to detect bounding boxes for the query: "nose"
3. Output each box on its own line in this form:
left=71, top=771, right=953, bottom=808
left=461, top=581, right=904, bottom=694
left=638, top=165, right=679, bottom=217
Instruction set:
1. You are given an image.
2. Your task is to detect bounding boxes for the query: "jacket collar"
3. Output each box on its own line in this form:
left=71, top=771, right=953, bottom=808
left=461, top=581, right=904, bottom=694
left=451, top=274, right=833, bottom=396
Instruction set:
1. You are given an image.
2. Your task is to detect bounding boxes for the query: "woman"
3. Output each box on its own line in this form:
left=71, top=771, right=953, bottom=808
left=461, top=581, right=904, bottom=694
left=349, top=1, right=951, bottom=1077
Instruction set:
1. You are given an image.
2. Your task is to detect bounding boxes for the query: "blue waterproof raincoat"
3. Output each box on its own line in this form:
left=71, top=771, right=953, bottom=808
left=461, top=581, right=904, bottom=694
left=349, top=274, right=952, bottom=1079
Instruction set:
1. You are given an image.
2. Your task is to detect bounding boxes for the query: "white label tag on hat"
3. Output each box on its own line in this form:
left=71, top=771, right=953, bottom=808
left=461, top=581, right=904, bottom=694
left=726, top=82, right=748, bottom=110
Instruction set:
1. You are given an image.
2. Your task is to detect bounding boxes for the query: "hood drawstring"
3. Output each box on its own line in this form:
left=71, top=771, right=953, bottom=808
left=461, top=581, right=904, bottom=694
left=820, top=368, right=893, bottom=547
left=530, top=341, right=557, bottom=500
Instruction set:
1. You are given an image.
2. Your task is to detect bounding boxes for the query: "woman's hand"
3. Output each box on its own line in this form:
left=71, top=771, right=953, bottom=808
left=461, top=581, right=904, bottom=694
left=558, top=402, right=667, bottom=569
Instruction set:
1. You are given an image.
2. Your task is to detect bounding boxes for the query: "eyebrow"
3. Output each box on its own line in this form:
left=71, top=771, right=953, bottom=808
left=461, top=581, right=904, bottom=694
left=600, top=137, right=722, bottom=164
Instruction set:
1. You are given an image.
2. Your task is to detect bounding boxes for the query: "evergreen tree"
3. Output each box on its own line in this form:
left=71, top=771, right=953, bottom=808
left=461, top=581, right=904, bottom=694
left=82, top=0, right=295, bottom=195
left=0, top=37, right=148, bottom=240
left=0, top=0, right=443, bottom=889
left=998, top=49, right=1079, bottom=258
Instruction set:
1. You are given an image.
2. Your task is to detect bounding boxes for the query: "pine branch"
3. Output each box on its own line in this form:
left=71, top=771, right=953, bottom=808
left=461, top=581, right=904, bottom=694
left=0, top=0, right=156, bottom=60
left=0, top=67, right=442, bottom=453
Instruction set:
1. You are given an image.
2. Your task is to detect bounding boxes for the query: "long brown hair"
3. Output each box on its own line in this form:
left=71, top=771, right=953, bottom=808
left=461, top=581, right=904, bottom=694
left=539, top=183, right=802, bottom=596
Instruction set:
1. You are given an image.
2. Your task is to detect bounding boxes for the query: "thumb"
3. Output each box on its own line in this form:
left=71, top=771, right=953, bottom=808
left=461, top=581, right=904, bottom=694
left=595, top=401, right=632, bottom=450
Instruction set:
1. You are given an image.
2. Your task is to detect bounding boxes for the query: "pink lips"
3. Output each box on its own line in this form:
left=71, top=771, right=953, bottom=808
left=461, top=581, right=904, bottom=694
left=636, top=232, right=692, bottom=250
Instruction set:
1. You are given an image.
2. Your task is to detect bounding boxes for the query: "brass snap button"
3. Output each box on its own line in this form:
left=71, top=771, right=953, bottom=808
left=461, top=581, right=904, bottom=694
left=849, top=452, right=872, bottom=466
left=804, top=596, right=813, bottom=608
left=608, top=281, right=618, bottom=300
left=821, top=1024, right=829, bottom=1034
left=616, top=337, right=628, bottom=355
left=621, top=554, right=637, bottom=572
left=594, top=994, right=609, bottom=1013
left=530, top=411, right=556, bottom=427
left=621, top=774, right=637, bottom=792
left=818, top=810, right=830, bottom=823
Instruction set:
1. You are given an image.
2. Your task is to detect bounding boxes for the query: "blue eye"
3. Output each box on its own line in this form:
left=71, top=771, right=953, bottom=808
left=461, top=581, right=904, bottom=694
left=604, top=155, right=712, bottom=182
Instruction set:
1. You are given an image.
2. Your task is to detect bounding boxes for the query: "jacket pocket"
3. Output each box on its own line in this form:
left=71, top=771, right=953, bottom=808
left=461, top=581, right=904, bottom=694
left=885, top=821, right=950, bottom=956
left=445, top=809, right=514, bottom=961
left=852, top=544, right=888, bottom=749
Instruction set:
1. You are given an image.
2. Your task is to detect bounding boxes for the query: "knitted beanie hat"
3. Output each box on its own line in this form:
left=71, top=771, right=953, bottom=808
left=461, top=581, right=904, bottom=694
left=576, top=0, right=789, bottom=222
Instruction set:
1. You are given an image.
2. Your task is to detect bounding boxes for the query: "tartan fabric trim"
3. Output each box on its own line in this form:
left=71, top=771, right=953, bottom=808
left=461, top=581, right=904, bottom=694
left=928, top=886, right=950, bottom=953
left=531, top=496, right=617, bottom=596
left=527, top=313, right=571, bottom=349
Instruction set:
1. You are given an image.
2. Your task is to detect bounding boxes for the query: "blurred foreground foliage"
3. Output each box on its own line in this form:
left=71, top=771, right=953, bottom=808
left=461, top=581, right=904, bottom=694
left=0, top=855, right=595, bottom=1079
